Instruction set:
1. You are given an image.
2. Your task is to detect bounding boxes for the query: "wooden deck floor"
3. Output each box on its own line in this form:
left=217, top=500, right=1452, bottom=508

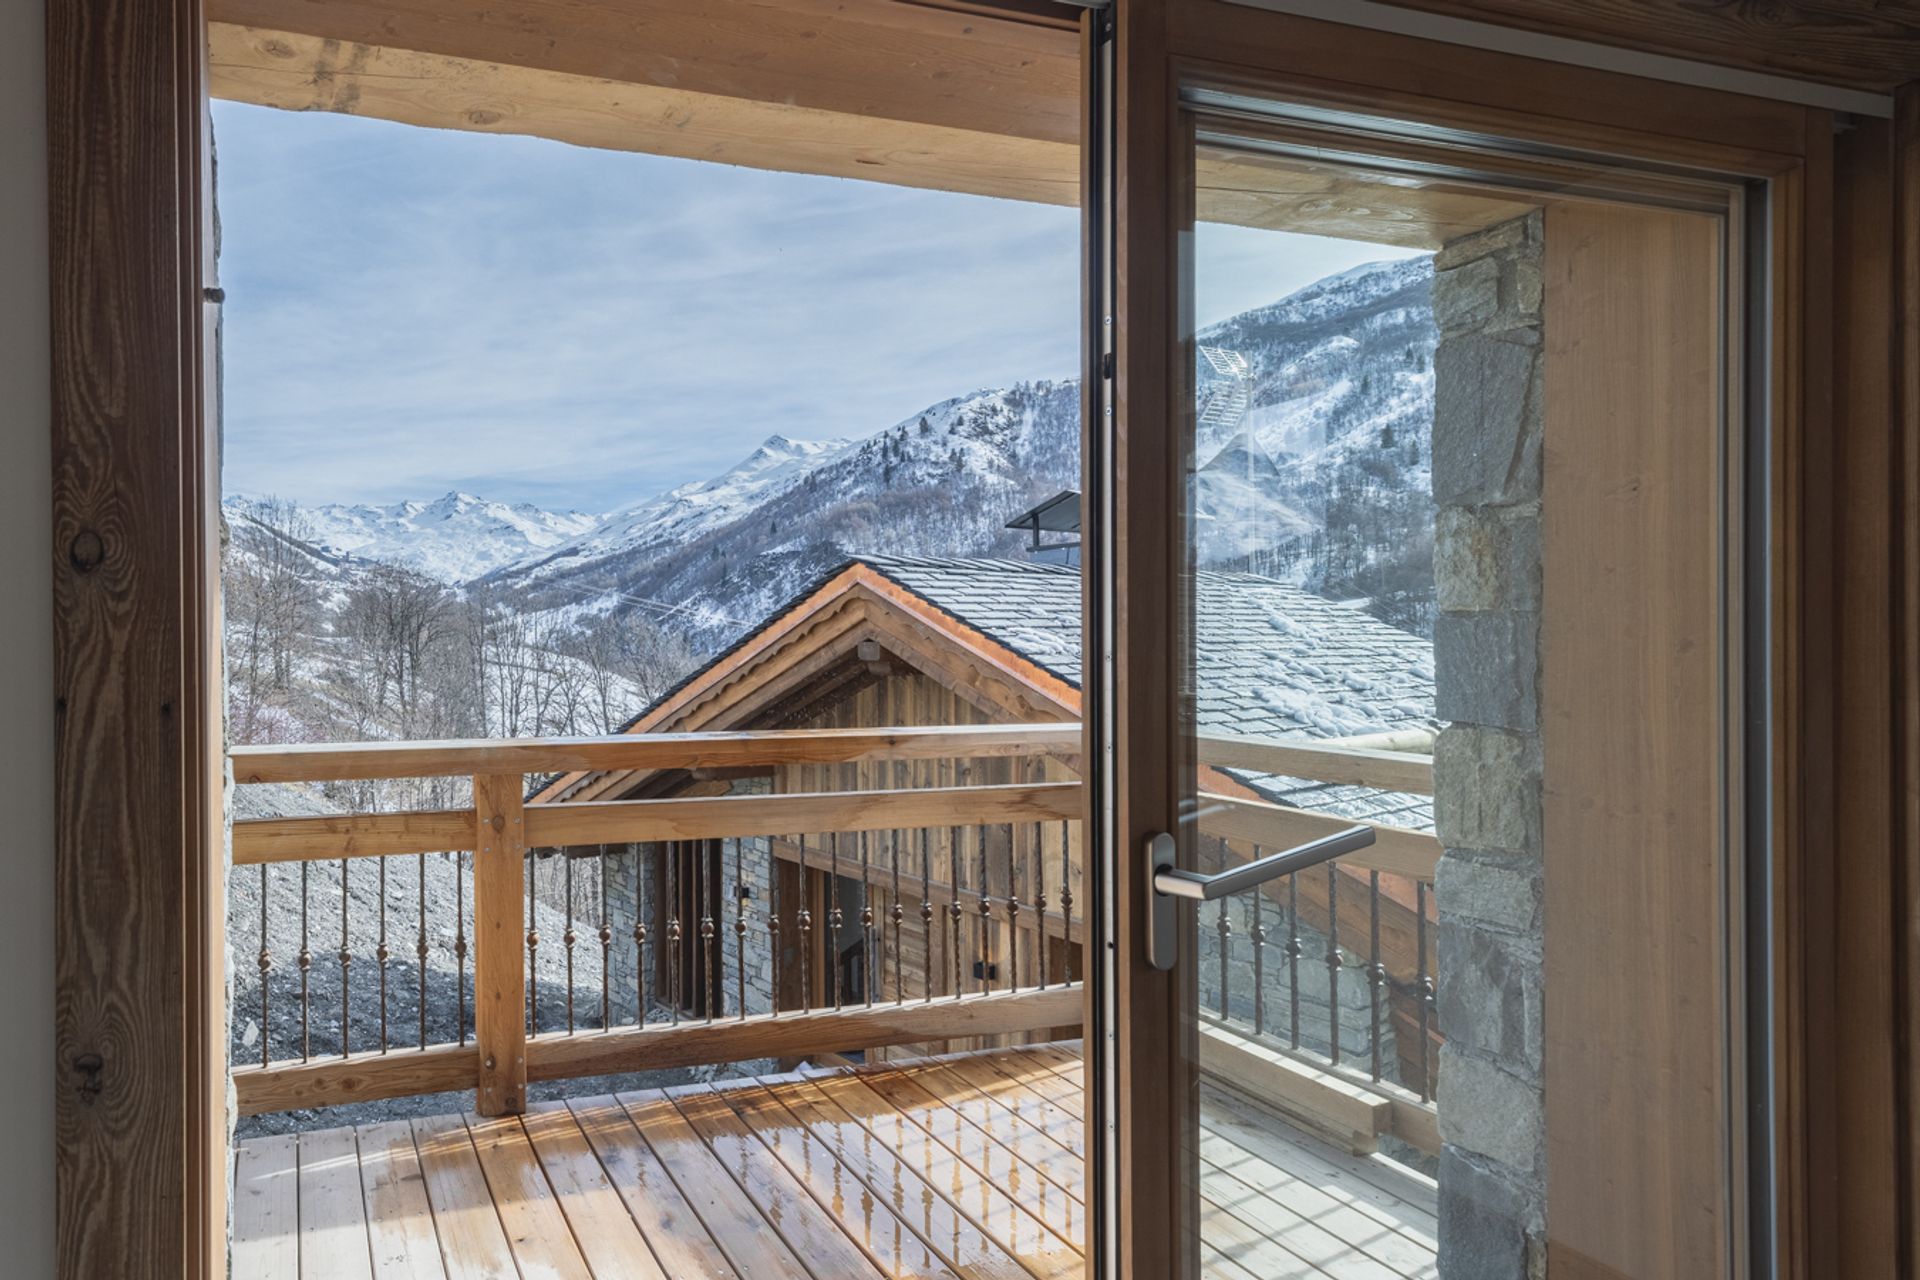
left=232, top=1042, right=1438, bottom=1280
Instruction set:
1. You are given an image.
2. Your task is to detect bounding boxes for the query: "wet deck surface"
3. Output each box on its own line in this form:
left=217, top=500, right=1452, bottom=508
left=232, top=1041, right=1437, bottom=1279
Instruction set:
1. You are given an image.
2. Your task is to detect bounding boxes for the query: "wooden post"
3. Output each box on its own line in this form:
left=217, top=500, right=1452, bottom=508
left=473, top=773, right=528, bottom=1116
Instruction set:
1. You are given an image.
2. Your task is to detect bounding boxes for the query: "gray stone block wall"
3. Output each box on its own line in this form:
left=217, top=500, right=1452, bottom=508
left=600, top=835, right=778, bottom=1026
left=1430, top=210, right=1548, bottom=1280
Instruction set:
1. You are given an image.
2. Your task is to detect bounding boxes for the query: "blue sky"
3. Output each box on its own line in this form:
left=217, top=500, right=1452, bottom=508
left=214, top=101, right=1415, bottom=512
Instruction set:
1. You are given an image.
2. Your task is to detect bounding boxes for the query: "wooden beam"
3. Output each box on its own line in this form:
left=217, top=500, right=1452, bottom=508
left=230, top=781, right=1084, bottom=863
left=231, top=809, right=477, bottom=862
left=231, top=721, right=1083, bottom=785
left=1345, top=0, right=1920, bottom=94
left=1197, top=733, right=1435, bottom=795
left=1197, top=1021, right=1391, bottom=1156
left=1194, top=792, right=1441, bottom=881
left=473, top=774, right=528, bottom=1116
left=207, top=22, right=1079, bottom=208
left=527, top=984, right=1083, bottom=1081
left=232, top=1044, right=474, bottom=1116
left=523, top=782, right=1082, bottom=847
left=231, top=985, right=1083, bottom=1114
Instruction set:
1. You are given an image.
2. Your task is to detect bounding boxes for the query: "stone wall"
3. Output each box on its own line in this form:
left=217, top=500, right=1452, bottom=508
left=601, top=828, right=778, bottom=1026
left=1428, top=210, right=1548, bottom=1280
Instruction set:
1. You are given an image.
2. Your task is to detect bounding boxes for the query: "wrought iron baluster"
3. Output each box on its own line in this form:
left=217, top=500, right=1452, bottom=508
left=828, top=834, right=842, bottom=1010
left=339, top=856, right=352, bottom=1057
left=948, top=825, right=964, bottom=1000
left=1035, top=823, right=1049, bottom=992
left=920, top=827, right=934, bottom=1003
left=976, top=826, right=992, bottom=996
left=257, top=863, right=272, bottom=1068
left=1286, top=872, right=1302, bottom=1051
left=1006, top=824, right=1021, bottom=995
left=890, top=824, right=904, bottom=1006
left=1327, top=862, right=1342, bottom=1067
left=1417, top=879, right=1434, bottom=1103
left=1058, top=820, right=1073, bottom=984
left=797, top=835, right=814, bottom=1012
left=456, top=852, right=468, bottom=1046
left=701, top=841, right=716, bottom=1023
left=767, top=836, right=783, bottom=1015
left=735, top=839, right=748, bottom=1021
left=527, top=849, right=540, bottom=1035
left=415, top=853, right=428, bottom=1050
left=859, top=829, right=875, bottom=1009
left=1251, top=854, right=1267, bottom=1037
left=1216, top=847, right=1232, bottom=1021
left=667, top=841, right=682, bottom=1026
left=1368, top=870, right=1386, bottom=1082
left=299, top=859, right=311, bottom=1061
left=598, top=846, right=612, bottom=1030
left=633, top=843, right=649, bottom=1028
left=564, top=847, right=578, bottom=1034
left=376, top=856, right=390, bottom=1052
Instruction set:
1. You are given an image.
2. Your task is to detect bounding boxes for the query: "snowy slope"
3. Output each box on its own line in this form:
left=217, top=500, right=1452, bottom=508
left=221, top=491, right=602, bottom=581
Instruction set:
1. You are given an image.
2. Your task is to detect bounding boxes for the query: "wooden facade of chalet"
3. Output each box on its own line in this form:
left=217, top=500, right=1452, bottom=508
left=533, top=556, right=1438, bottom=1080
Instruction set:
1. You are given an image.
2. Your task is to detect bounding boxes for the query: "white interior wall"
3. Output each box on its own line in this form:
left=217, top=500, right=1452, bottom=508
left=1, top=0, right=56, bottom=1273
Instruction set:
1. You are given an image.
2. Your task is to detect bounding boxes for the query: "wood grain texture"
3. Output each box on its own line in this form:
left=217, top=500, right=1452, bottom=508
left=231, top=722, right=1080, bottom=784
left=48, top=0, right=221, bottom=1268
left=1541, top=201, right=1729, bottom=1277
left=473, top=774, right=528, bottom=1116
left=1897, top=78, right=1920, bottom=1280
left=232, top=1045, right=475, bottom=1117
left=1196, top=734, right=1434, bottom=794
left=1372, top=0, right=1920, bottom=93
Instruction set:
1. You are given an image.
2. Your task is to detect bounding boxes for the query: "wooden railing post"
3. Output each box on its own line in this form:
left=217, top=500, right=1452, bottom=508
left=473, top=773, right=528, bottom=1115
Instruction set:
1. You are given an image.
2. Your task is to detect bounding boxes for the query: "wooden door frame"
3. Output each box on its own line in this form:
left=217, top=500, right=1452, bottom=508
left=1100, top=3, right=1915, bottom=1278
left=41, top=0, right=1915, bottom=1274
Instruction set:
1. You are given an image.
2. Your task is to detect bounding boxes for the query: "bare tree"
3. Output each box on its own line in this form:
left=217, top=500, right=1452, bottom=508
left=224, top=497, right=322, bottom=742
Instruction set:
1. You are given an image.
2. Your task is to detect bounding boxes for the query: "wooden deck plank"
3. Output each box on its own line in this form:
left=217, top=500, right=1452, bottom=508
left=226, top=1043, right=1438, bottom=1280
left=860, top=1062, right=1083, bottom=1196
left=1205, top=1162, right=1409, bottom=1280
left=233, top=1135, right=301, bottom=1280
left=520, top=1103, right=671, bottom=1280
left=615, top=1088, right=814, bottom=1278
left=565, top=1096, right=739, bottom=1279
left=1200, top=1192, right=1329, bottom=1280
left=1205, top=1136, right=1436, bottom=1274
left=742, top=1076, right=1039, bottom=1280
left=356, top=1121, right=448, bottom=1280
left=298, top=1127, right=376, bottom=1280
left=706, top=1080, right=969, bottom=1280
left=804, top=1072, right=1083, bottom=1280
left=900, top=1055, right=1084, bottom=1160
left=463, top=1114, right=595, bottom=1280
left=408, top=1115, right=521, bottom=1280
left=666, top=1084, right=890, bottom=1280
left=854, top=1065, right=1087, bottom=1244
left=1205, top=1090, right=1436, bottom=1235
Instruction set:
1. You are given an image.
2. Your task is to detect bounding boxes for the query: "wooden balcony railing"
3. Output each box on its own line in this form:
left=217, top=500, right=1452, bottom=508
left=229, top=724, right=1086, bottom=1118
left=227, top=722, right=1445, bottom=1159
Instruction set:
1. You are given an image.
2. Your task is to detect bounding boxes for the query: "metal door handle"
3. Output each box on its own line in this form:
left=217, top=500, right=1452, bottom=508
left=1146, top=824, right=1374, bottom=971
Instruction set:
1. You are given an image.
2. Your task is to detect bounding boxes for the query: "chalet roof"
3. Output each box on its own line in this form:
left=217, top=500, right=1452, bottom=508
left=546, top=553, right=1437, bottom=830
left=852, top=555, right=1437, bottom=831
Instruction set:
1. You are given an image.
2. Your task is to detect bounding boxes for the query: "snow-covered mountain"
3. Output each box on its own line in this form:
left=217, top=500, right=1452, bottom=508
left=221, top=491, right=602, bottom=581
left=225, top=255, right=1441, bottom=658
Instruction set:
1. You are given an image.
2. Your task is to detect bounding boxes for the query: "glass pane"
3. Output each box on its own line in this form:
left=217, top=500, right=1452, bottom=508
left=1175, top=126, right=1742, bottom=1279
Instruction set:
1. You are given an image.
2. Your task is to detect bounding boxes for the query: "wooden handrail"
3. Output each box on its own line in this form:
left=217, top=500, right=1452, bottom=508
left=1197, top=732, right=1435, bottom=795
left=231, top=781, right=1084, bottom=864
left=230, top=722, right=1082, bottom=784
left=1195, top=791, right=1441, bottom=882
